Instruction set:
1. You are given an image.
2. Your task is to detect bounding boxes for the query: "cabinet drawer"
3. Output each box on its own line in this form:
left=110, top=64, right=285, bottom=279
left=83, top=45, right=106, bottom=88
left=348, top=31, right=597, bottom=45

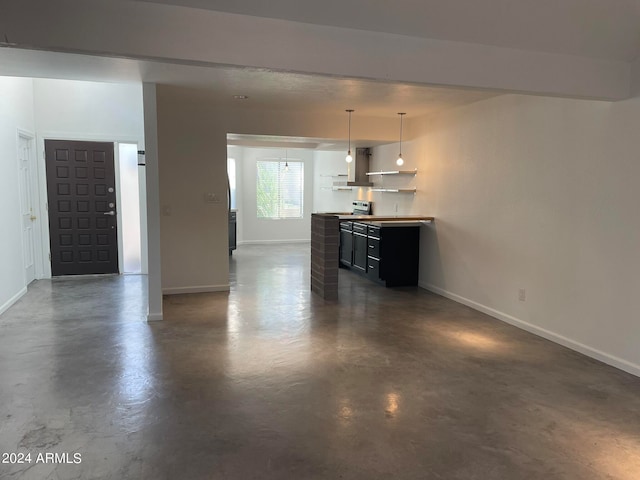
left=367, top=237, right=380, bottom=259
left=367, top=256, right=380, bottom=280
left=352, top=222, right=368, bottom=235
left=340, top=221, right=353, bottom=231
left=367, top=225, right=380, bottom=239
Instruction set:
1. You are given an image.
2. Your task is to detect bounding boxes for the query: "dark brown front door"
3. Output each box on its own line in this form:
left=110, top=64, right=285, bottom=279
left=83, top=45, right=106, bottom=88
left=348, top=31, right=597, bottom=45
left=45, top=140, right=119, bottom=276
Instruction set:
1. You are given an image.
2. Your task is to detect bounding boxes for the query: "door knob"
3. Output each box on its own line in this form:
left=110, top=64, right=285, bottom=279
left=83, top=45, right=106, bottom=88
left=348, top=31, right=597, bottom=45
left=30, top=215, right=37, bottom=221
left=103, top=211, right=116, bottom=216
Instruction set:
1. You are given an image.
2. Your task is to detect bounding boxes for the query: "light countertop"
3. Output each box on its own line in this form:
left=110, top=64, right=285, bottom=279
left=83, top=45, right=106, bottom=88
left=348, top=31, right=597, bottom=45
left=313, top=213, right=434, bottom=226
left=364, top=220, right=431, bottom=226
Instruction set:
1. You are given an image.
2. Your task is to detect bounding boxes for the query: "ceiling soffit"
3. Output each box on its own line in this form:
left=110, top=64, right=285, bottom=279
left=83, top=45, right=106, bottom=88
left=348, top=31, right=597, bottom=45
left=134, top=0, right=640, bottom=62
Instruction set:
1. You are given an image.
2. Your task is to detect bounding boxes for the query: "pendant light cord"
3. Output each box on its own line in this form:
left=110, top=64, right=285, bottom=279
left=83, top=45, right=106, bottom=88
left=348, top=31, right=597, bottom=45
left=347, top=109, right=354, bottom=153
left=345, top=109, right=355, bottom=163
left=396, top=112, right=406, bottom=166
left=399, top=112, right=405, bottom=155
left=348, top=111, right=351, bottom=152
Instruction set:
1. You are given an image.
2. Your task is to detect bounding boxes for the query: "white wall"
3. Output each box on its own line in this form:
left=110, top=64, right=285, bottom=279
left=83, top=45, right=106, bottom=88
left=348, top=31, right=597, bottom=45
left=366, top=145, right=420, bottom=216
left=312, top=150, right=358, bottom=213
left=632, top=56, right=640, bottom=97
left=0, top=77, right=35, bottom=314
left=32, top=79, right=146, bottom=277
left=235, top=146, right=313, bottom=244
left=33, top=79, right=144, bottom=141
left=376, top=94, right=640, bottom=375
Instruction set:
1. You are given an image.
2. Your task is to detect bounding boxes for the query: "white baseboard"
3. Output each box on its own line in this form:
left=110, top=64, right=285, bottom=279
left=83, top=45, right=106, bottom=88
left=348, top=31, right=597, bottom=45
left=420, top=282, right=640, bottom=378
left=237, top=239, right=310, bottom=245
left=0, top=287, right=28, bottom=316
left=162, top=284, right=230, bottom=295
left=147, top=312, right=164, bottom=322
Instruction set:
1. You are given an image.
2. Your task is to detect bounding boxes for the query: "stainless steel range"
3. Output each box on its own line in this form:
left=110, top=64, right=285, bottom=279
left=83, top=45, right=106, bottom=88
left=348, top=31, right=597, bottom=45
left=351, top=200, right=372, bottom=215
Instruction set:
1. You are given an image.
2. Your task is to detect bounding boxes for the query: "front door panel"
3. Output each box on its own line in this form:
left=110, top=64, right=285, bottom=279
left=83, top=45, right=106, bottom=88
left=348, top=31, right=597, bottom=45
left=45, top=140, right=119, bottom=276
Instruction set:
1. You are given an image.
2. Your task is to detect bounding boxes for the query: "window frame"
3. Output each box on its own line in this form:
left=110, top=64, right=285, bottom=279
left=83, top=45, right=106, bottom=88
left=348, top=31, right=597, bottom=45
left=256, top=158, right=304, bottom=220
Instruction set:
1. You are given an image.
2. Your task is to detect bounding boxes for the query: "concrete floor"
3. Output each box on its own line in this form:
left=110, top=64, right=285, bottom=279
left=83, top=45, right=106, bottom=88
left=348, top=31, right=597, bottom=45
left=1, top=243, right=640, bottom=479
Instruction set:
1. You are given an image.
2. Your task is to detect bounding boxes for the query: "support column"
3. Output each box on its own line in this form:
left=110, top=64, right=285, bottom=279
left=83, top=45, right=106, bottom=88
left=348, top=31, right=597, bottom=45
left=143, top=82, right=163, bottom=321
left=311, top=214, right=340, bottom=300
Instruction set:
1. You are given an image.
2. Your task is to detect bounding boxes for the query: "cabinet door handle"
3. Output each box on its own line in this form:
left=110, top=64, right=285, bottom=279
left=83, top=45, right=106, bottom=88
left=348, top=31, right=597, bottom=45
left=369, top=245, right=375, bottom=248
left=369, top=265, right=375, bottom=269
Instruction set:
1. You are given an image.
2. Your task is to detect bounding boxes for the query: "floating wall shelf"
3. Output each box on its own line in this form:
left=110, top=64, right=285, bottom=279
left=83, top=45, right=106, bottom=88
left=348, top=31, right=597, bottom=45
left=370, top=188, right=417, bottom=193
left=366, top=169, right=417, bottom=176
left=320, top=173, right=352, bottom=192
left=322, top=170, right=417, bottom=193
left=367, top=169, right=417, bottom=193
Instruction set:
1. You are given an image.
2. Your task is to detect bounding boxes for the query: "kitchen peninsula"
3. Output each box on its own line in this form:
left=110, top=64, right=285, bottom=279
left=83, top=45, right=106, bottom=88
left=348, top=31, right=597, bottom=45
left=311, top=213, right=434, bottom=300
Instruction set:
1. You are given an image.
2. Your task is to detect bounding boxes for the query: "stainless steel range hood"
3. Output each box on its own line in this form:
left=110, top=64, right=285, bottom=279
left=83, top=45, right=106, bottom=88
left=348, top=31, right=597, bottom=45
left=347, top=147, right=374, bottom=187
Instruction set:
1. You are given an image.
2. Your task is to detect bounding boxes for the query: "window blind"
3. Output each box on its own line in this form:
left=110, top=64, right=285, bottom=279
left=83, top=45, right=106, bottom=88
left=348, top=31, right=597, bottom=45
left=256, top=160, right=304, bottom=219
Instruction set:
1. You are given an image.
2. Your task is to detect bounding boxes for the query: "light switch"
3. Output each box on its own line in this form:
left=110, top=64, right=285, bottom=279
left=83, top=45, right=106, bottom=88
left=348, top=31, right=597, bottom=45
left=205, top=193, right=221, bottom=204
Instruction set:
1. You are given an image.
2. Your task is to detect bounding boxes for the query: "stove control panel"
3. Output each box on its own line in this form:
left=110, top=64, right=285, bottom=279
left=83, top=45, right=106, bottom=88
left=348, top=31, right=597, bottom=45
left=351, top=200, right=372, bottom=215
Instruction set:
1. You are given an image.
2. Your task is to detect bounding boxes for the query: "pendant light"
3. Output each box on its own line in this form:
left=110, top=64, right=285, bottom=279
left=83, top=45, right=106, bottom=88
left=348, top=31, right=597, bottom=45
left=396, top=112, right=406, bottom=166
left=284, top=149, right=289, bottom=172
left=345, top=109, right=354, bottom=163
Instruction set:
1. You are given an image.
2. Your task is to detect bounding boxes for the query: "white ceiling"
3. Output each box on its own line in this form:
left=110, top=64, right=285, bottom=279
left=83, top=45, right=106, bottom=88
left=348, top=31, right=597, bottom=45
left=0, top=47, right=500, bottom=118
left=3, top=1, right=637, bottom=147
left=135, top=0, right=640, bottom=62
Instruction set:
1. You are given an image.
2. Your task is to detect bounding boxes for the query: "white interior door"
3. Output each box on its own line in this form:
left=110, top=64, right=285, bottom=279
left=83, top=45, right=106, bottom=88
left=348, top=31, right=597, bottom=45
left=18, top=134, right=36, bottom=284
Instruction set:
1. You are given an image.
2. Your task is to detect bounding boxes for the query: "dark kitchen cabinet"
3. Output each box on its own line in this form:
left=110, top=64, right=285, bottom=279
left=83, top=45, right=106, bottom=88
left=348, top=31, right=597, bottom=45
left=339, top=221, right=420, bottom=287
left=366, top=256, right=380, bottom=280
left=351, top=222, right=368, bottom=271
left=339, top=222, right=353, bottom=265
left=375, top=226, right=420, bottom=287
left=229, top=210, right=237, bottom=255
left=367, top=237, right=381, bottom=259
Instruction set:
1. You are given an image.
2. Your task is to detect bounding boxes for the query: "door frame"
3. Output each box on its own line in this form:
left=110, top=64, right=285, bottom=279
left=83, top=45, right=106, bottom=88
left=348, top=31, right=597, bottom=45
left=16, top=129, right=43, bottom=281
left=36, top=132, right=143, bottom=278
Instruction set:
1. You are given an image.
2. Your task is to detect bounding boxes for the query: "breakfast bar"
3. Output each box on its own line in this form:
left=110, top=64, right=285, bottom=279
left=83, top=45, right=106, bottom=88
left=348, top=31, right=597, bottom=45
left=311, top=213, right=434, bottom=300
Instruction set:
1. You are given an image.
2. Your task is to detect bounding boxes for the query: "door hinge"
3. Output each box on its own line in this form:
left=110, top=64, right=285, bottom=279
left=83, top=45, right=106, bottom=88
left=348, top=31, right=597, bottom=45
left=48, top=253, right=51, bottom=261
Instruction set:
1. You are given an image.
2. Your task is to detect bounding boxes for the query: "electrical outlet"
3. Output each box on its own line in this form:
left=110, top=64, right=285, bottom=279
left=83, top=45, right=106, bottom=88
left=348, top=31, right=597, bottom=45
left=518, top=288, right=526, bottom=302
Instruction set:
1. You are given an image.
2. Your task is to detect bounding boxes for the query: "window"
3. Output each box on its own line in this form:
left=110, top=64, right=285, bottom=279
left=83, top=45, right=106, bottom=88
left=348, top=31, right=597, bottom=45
left=256, top=159, right=304, bottom=219
left=118, top=143, right=141, bottom=274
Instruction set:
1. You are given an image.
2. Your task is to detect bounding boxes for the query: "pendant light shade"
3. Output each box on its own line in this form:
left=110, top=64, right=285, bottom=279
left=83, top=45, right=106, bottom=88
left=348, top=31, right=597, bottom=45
left=396, top=112, right=406, bottom=166
left=345, top=109, right=354, bottom=163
